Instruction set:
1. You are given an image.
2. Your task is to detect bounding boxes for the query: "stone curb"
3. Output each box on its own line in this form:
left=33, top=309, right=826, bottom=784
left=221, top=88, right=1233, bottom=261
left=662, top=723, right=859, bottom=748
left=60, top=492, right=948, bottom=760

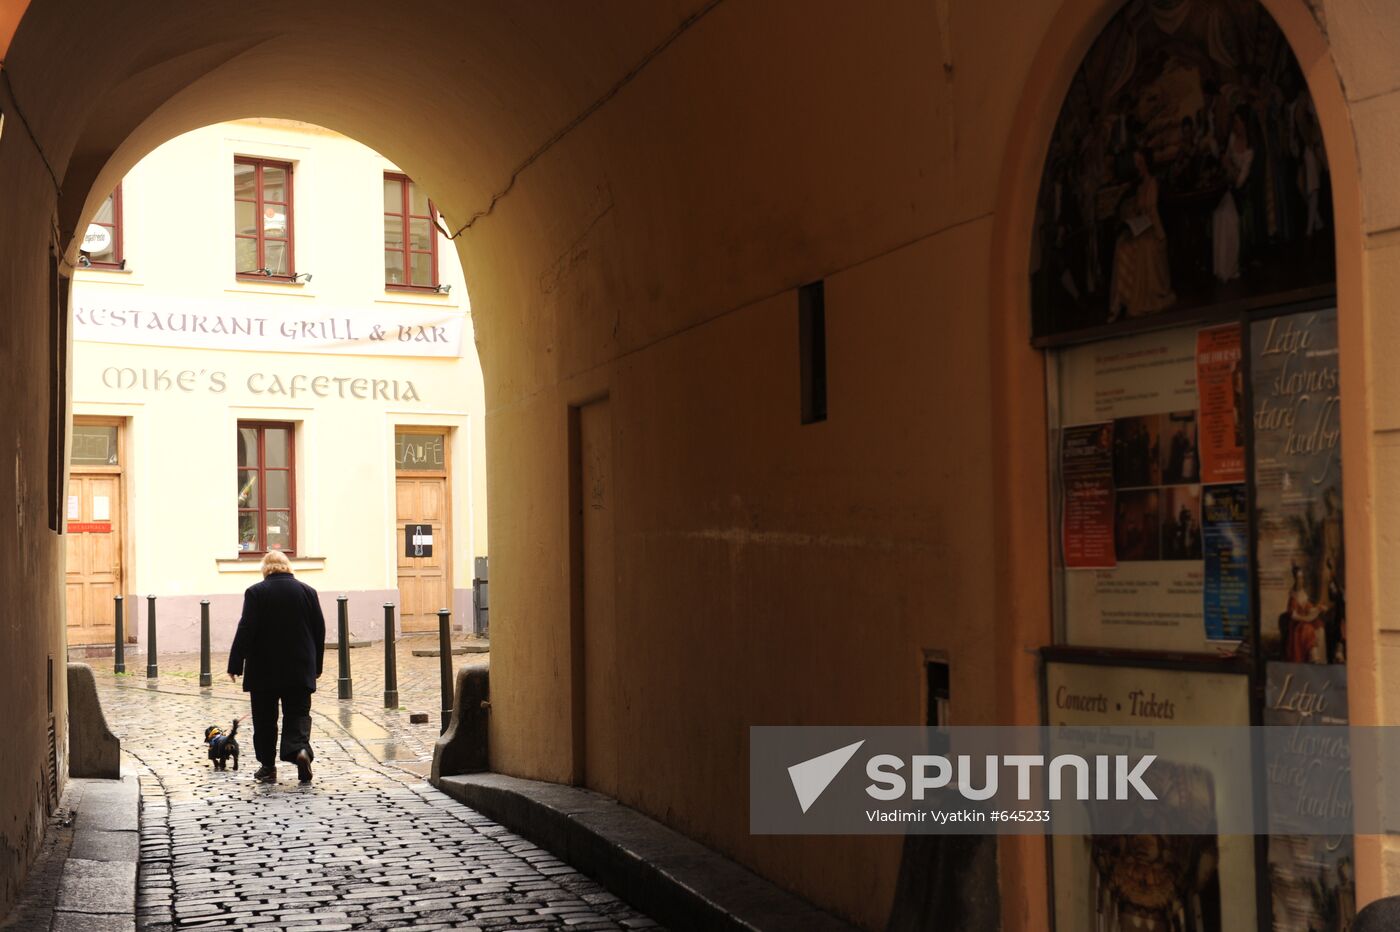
left=409, top=643, right=489, bottom=657
left=54, top=776, right=139, bottom=931
left=435, top=772, right=858, bottom=932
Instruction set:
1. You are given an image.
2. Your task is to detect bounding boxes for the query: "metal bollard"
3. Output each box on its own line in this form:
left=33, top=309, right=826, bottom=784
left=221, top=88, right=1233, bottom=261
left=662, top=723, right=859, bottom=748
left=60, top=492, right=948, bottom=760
left=146, top=595, right=158, bottom=679
left=199, top=600, right=211, bottom=688
left=383, top=603, right=399, bottom=708
left=437, top=608, right=453, bottom=734
left=113, top=595, right=125, bottom=674
left=337, top=595, right=352, bottom=700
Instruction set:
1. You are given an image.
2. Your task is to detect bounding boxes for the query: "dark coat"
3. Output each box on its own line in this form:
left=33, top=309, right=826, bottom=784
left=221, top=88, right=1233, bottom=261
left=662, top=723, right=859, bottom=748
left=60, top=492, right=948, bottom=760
left=227, top=572, right=326, bottom=693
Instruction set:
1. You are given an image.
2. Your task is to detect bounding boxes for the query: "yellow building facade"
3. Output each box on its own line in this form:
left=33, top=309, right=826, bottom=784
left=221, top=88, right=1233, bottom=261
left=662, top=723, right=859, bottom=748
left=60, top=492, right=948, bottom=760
left=69, top=119, right=487, bottom=655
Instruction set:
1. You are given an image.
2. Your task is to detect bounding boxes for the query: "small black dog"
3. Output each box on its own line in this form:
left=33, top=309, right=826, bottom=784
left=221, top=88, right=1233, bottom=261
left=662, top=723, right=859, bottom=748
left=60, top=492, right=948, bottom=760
left=203, top=718, right=241, bottom=771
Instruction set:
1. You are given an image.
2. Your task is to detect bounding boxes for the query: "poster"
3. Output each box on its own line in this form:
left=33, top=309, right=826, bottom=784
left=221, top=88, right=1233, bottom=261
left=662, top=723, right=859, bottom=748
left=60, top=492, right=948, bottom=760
left=1062, top=424, right=1115, bottom=568
left=1196, top=325, right=1246, bottom=484
left=1264, top=663, right=1354, bottom=930
left=1202, top=484, right=1249, bottom=641
left=405, top=523, right=434, bottom=558
left=1031, top=0, right=1334, bottom=339
left=1046, top=662, right=1256, bottom=932
left=1058, top=327, right=1223, bottom=652
left=1250, top=309, right=1344, bottom=664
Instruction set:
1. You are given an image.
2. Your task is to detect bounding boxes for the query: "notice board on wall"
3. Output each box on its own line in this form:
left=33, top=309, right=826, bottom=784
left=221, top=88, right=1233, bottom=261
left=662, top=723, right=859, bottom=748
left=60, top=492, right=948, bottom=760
left=1054, top=324, right=1248, bottom=652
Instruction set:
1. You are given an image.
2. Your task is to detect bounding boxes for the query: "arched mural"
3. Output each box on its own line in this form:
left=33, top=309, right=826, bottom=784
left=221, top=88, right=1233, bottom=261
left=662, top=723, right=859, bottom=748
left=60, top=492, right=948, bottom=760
left=1032, top=0, right=1334, bottom=339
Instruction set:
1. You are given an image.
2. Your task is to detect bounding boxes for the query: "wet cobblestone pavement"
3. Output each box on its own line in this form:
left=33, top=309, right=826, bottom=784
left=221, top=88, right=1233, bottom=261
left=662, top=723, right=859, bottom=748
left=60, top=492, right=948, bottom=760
left=91, top=644, right=663, bottom=931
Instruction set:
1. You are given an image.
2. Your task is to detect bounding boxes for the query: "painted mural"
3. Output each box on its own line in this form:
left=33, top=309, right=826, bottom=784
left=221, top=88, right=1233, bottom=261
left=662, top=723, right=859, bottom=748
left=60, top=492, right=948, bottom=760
left=1032, top=0, right=1334, bottom=338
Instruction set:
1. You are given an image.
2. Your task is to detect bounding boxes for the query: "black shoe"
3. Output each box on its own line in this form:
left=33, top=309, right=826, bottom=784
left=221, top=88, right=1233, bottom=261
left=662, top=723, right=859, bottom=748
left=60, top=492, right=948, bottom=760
left=253, top=765, right=276, bottom=784
left=295, top=749, right=313, bottom=784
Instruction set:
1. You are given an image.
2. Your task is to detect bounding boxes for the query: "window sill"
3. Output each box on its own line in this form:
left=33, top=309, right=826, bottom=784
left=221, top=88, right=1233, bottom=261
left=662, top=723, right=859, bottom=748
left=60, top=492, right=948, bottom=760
left=227, top=279, right=314, bottom=298
left=376, top=290, right=459, bottom=309
left=75, top=266, right=141, bottom=285
left=215, top=556, right=326, bottom=573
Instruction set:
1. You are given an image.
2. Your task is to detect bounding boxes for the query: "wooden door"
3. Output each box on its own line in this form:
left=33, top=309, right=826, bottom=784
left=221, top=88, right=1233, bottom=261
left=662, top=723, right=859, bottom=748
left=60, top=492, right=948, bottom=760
left=65, top=474, right=123, bottom=646
left=396, top=475, right=449, bottom=632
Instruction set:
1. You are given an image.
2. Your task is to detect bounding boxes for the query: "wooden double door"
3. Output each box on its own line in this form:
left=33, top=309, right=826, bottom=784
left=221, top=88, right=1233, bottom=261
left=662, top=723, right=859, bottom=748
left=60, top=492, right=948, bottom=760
left=396, top=458, right=451, bottom=633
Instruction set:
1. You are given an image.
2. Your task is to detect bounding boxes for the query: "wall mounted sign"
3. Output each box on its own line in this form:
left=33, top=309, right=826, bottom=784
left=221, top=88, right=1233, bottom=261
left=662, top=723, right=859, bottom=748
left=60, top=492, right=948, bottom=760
left=73, top=294, right=464, bottom=358
left=96, top=366, right=423, bottom=402
left=82, top=224, right=112, bottom=254
left=406, top=524, right=433, bottom=558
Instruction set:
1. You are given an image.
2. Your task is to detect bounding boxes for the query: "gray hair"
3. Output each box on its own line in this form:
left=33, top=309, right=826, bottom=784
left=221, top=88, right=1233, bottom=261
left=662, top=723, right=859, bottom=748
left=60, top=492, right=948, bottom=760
left=260, top=549, right=292, bottom=578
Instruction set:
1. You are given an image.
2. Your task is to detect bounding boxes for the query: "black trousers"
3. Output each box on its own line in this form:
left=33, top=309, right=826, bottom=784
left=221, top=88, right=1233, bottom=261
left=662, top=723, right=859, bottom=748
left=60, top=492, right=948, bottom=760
left=249, top=689, right=313, bottom=767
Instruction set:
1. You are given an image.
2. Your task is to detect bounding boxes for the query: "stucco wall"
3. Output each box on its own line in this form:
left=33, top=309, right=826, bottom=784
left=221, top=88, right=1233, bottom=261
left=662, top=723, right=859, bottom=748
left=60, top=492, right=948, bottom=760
left=0, top=52, right=70, bottom=917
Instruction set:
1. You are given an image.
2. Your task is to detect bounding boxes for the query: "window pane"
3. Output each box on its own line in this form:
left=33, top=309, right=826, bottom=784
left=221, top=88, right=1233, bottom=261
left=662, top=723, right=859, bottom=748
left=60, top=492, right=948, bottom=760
left=264, top=428, right=289, bottom=468
left=411, top=252, right=434, bottom=286
left=235, top=237, right=258, bottom=273
left=93, top=193, right=114, bottom=225
left=237, top=469, right=258, bottom=508
left=265, top=471, right=290, bottom=509
left=261, top=165, right=287, bottom=202
left=384, top=215, right=403, bottom=251
left=408, top=181, right=429, bottom=217
left=385, top=250, right=404, bottom=285
left=263, top=205, right=288, bottom=237
left=233, top=162, right=256, bottom=199
left=71, top=425, right=118, bottom=466
left=266, top=511, right=291, bottom=551
left=264, top=241, right=289, bottom=276
left=408, top=217, right=431, bottom=251
left=237, top=427, right=257, bottom=467
left=395, top=432, right=446, bottom=471
left=235, top=201, right=256, bottom=236
left=238, top=513, right=258, bottom=552
left=383, top=178, right=403, bottom=213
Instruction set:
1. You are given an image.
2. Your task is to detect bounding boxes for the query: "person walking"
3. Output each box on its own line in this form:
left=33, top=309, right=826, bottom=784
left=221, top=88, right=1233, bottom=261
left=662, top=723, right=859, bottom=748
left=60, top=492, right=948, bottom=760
left=228, top=549, right=326, bottom=784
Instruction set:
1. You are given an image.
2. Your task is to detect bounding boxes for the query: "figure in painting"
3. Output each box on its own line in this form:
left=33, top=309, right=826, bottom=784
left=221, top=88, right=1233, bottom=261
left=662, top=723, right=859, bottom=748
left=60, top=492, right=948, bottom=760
left=1300, top=112, right=1327, bottom=238
left=1108, top=150, right=1177, bottom=321
left=1212, top=110, right=1254, bottom=283
left=1281, top=564, right=1327, bottom=664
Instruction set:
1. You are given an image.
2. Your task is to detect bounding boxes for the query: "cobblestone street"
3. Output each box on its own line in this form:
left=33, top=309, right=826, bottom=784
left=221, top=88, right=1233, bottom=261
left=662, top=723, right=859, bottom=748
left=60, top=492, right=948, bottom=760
left=91, top=642, right=662, bottom=931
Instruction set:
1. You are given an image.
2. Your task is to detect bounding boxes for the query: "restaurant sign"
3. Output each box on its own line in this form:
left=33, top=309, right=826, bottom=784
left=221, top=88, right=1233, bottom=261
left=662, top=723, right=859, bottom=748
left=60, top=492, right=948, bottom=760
left=73, top=294, right=464, bottom=358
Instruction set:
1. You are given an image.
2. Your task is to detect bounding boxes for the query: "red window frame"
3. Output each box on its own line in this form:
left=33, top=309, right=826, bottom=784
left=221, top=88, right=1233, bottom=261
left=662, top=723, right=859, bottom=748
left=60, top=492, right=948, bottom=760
left=83, top=184, right=124, bottom=270
left=383, top=172, right=440, bottom=290
left=236, top=421, right=296, bottom=556
left=234, top=157, right=296, bottom=280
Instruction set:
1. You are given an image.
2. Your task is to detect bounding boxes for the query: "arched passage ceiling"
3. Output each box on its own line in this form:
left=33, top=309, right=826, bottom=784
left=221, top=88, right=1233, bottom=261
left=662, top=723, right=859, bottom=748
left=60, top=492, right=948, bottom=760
left=7, top=0, right=985, bottom=410
left=5, top=0, right=702, bottom=261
